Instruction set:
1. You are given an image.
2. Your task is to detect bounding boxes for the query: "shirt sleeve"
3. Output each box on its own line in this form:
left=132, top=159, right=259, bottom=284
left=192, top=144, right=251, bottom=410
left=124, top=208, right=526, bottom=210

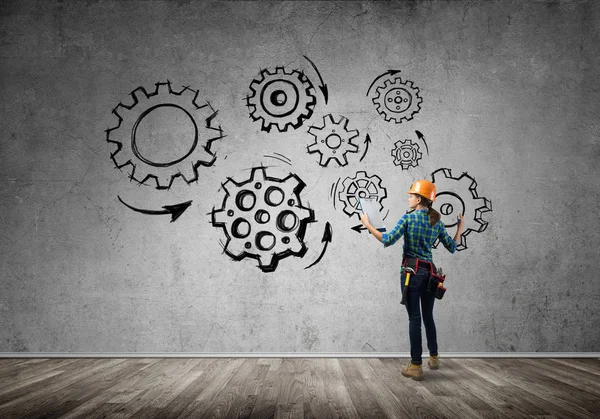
left=437, top=223, right=457, bottom=254
left=381, top=215, right=407, bottom=248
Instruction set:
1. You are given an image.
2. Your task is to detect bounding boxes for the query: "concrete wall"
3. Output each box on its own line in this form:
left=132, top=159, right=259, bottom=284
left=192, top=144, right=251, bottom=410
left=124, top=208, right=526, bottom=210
left=1, top=0, right=599, bottom=353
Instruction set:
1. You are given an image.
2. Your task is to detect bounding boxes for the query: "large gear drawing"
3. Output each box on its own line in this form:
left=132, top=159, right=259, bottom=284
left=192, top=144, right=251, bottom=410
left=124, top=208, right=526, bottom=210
left=307, top=114, right=359, bottom=167
left=391, top=139, right=422, bottom=169
left=431, top=168, right=492, bottom=251
left=211, top=166, right=316, bottom=273
left=338, top=171, right=387, bottom=219
left=372, top=77, right=422, bottom=124
left=107, top=81, right=224, bottom=190
left=246, top=67, right=317, bottom=133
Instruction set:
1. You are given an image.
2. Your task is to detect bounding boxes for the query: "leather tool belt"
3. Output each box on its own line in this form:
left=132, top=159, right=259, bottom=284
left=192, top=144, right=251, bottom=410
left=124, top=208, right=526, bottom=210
left=402, top=256, right=447, bottom=300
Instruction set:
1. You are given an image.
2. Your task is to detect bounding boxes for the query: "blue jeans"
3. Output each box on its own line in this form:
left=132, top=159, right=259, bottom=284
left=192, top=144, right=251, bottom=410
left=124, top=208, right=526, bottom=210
left=400, top=267, right=438, bottom=365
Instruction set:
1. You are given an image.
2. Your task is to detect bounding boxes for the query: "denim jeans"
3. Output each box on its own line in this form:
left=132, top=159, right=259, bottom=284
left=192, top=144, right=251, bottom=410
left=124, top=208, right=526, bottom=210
left=400, top=266, right=438, bottom=365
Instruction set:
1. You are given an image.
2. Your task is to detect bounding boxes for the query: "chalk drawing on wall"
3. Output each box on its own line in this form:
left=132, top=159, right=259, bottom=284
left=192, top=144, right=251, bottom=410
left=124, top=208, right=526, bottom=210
left=117, top=196, right=192, bottom=223
left=431, top=168, right=493, bottom=251
left=391, top=139, right=422, bottom=170
left=304, top=221, right=333, bottom=270
left=307, top=114, right=359, bottom=167
left=211, top=165, right=316, bottom=273
left=303, top=55, right=329, bottom=104
left=335, top=171, right=387, bottom=219
left=107, top=81, right=224, bottom=190
left=263, top=153, right=292, bottom=166
left=371, top=76, right=422, bottom=124
left=415, top=130, right=429, bottom=155
left=246, top=67, right=317, bottom=133
left=359, top=133, right=372, bottom=162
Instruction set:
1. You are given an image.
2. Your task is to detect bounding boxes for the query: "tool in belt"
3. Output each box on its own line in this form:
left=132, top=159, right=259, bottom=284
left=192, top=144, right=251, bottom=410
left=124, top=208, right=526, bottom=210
left=400, top=256, right=447, bottom=305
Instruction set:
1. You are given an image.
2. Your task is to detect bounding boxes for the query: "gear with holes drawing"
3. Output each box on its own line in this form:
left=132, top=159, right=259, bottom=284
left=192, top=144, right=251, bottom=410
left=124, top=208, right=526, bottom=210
left=391, top=139, right=422, bottom=169
left=106, top=81, right=224, bottom=190
left=211, top=166, right=316, bottom=273
left=431, top=168, right=492, bottom=251
left=372, top=77, right=422, bottom=124
left=338, top=171, right=387, bottom=219
left=307, top=114, right=360, bottom=167
left=246, top=67, right=317, bottom=133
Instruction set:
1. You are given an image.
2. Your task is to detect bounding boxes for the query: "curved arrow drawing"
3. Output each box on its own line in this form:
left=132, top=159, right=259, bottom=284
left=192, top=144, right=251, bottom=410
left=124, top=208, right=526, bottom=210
left=359, top=133, right=372, bottom=162
left=415, top=130, right=429, bottom=155
left=305, top=221, right=333, bottom=269
left=303, top=55, right=329, bottom=104
left=118, top=196, right=192, bottom=222
left=366, top=69, right=401, bottom=97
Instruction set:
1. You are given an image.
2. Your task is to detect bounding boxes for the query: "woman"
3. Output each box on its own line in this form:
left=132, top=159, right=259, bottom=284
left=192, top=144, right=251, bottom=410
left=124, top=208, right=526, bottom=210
left=360, top=179, right=464, bottom=380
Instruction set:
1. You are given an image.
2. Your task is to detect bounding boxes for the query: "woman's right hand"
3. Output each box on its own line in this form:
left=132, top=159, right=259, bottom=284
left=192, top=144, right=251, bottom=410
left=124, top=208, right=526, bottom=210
left=456, top=212, right=464, bottom=232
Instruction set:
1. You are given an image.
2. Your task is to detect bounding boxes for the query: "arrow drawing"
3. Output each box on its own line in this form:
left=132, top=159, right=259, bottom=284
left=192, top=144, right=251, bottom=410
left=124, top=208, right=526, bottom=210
left=366, top=69, right=401, bottom=97
left=359, top=133, right=372, bottom=162
left=351, top=224, right=367, bottom=233
left=118, top=196, right=192, bottom=222
left=415, top=130, right=429, bottom=155
left=303, top=55, right=329, bottom=104
left=305, top=222, right=333, bottom=269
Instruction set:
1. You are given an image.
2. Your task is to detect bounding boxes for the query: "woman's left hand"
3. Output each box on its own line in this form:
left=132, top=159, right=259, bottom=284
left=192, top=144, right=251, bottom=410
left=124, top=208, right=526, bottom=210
left=360, top=213, right=370, bottom=227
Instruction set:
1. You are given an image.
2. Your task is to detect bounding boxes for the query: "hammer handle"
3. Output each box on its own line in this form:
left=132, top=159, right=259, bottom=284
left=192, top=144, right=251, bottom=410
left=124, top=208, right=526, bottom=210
left=400, top=272, right=411, bottom=305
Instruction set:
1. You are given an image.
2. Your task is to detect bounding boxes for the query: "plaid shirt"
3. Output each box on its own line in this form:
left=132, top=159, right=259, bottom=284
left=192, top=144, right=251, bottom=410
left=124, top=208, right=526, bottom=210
left=381, top=209, right=456, bottom=262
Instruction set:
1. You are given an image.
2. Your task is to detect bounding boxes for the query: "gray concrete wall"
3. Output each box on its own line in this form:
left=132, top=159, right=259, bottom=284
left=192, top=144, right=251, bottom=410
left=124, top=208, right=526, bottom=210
left=1, top=0, right=599, bottom=353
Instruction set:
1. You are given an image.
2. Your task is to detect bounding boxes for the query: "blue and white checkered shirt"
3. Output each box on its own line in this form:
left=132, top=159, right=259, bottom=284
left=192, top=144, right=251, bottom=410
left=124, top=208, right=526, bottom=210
left=381, top=209, right=457, bottom=262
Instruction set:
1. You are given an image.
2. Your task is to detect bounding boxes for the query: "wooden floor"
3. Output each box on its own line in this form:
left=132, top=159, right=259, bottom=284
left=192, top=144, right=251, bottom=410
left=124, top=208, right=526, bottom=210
left=0, top=358, right=599, bottom=418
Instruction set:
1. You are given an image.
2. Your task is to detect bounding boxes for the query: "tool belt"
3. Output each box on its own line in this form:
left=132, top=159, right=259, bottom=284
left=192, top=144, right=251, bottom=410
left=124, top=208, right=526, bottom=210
left=402, top=256, right=447, bottom=300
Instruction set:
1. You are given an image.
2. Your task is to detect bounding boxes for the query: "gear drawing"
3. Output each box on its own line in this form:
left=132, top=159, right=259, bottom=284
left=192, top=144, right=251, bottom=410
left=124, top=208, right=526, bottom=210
left=391, top=139, right=422, bottom=169
left=431, top=168, right=492, bottom=251
left=372, top=77, right=422, bottom=124
left=338, top=171, right=387, bottom=219
left=211, top=166, right=316, bottom=273
left=106, top=81, right=224, bottom=190
left=246, top=67, right=317, bottom=133
left=307, top=114, right=359, bottom=167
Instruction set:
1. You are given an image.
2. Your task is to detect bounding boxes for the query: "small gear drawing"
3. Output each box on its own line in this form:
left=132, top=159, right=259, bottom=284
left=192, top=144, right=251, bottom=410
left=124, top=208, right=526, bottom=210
left=372, top=77, right=422, bottom=124
left=107, top=81, right=224, bottom=190
left=211, top=166, right=316, bottom=273
left=307, top=114, right=359, bottom=167
left=338, top=171, right=387, bottom=219
left=246, top=67, right=317, bottom=133
left=391, top=139, right=422, bottom=169
left=431, top=168, right=492, bottom=251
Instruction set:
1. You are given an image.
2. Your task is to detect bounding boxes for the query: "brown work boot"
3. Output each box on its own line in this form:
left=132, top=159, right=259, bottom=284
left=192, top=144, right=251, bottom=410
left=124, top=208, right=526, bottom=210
left=401, top=363, right=424, bottom=381
left=428, top=355, right=440, bottom=370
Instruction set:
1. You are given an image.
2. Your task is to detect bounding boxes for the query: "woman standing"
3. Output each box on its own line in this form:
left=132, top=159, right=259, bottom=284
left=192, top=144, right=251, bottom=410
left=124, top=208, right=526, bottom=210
left=360, top=179, right=464, bottom=380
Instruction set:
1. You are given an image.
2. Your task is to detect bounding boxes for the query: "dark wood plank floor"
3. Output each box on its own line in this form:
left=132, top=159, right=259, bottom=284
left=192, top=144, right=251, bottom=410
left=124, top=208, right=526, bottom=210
left=0, top=357, right=598, bottom=418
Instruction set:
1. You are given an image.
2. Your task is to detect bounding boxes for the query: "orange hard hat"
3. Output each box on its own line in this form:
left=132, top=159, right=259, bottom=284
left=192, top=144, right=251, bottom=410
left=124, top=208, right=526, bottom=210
left=408, top=179, right=436, bottom=202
